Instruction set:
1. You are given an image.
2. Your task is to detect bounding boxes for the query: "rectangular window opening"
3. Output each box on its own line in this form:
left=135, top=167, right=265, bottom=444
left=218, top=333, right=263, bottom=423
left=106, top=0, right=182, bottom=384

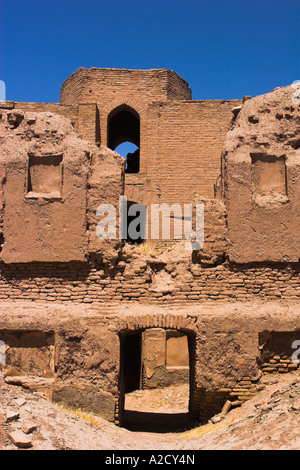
left=250, top=153, right=287, bottom=198
left=26, top=154, right=63, bottom=199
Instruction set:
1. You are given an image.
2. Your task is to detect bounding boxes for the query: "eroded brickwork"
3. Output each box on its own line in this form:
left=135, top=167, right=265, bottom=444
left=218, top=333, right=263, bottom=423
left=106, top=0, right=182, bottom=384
left=0, top=70, right=300, bottom=428
left=0, top=261, right=299, bottom=304
left=1, top=69, right=242, bottom=213
left=1, top=101, right=99, bottom=142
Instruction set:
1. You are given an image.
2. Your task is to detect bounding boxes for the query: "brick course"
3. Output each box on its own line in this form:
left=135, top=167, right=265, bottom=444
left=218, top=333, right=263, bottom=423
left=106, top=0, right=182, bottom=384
left=0, top=261, right=299, bottom=304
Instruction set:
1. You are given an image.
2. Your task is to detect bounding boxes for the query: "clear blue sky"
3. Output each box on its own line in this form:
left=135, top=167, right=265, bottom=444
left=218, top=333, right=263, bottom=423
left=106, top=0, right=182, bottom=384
left=0, top=0, right=299, bottom=103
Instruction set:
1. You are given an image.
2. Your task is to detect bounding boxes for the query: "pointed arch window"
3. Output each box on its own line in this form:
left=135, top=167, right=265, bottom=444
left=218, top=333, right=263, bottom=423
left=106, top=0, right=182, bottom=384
left=107, top=105, right=140, bottom=174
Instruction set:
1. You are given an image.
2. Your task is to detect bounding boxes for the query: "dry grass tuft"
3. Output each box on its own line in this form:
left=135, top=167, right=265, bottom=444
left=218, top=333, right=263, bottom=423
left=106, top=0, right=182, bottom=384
left=181, top=418, right=235, bottom=440
left=134, top=241, right=160, bottom=256
left=53, top=402, right=103, bottom=429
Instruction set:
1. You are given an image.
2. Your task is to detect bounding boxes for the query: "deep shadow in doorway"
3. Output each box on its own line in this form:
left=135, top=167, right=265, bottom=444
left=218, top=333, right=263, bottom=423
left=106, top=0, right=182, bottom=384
left=118, top=328, right=196, bottom=433
left=122, top=410, right=190, bottom=433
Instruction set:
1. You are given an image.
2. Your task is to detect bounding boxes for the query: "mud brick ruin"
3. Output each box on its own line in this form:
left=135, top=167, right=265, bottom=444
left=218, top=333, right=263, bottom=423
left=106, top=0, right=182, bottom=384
left=0, top=68, right=299, bottom=428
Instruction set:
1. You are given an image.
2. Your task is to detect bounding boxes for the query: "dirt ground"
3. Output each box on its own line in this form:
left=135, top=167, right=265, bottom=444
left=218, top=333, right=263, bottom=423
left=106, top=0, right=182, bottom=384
left=2, top=371, right=300, bottom=450
left=125, top=385, right=189, bottom=414
left=123, top=385, right=190, bottom=433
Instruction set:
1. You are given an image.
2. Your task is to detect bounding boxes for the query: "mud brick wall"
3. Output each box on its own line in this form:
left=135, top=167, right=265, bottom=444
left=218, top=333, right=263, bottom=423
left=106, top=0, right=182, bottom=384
left=13, top=102, right=79, bottom=123
left=0, top=330, right=55, bottom=376
left=2, top=70, right=243, bottom=218
left=113, top=99, right=241, bottom=208
left=1, top=305, right=300, bottom=424
left=260, top=355, right=298, bottom=374
left=223, top=85, right=300, bottom=264
left=141, top=328, right=189, bottom=389
left=144, top=100, right=242, bottom=203
left=194, top=376, right=259, bottom=423
left=0, top=110, right=89, bottom=264
left=121, top=99, right=242, bottom=242
left=58, top=68, right=87, bottom=105
left=0, top=101, right=98, bottom=142
left=0, top=262, right=300, bottom=304
left=60, top=67, right=192, bottom=107
left=258, top=331, right=300, bottom=374
left=59, top=68, right=191, bottom=151
left=59, top=69, right=242, bottom=206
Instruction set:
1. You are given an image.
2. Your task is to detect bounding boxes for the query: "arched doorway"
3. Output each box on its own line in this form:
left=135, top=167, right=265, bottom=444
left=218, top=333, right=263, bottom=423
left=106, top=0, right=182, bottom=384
left=107, top=105, right=140, bottom=174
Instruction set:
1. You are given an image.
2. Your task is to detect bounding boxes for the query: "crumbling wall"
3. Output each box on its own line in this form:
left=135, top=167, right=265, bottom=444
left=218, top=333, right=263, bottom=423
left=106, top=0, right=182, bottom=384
left=0, top=109, right=124, bottom=264
left=2, top=303, right=299, bottom=423
left=222, top=85, right=300, bottom=263
left=0, top=330, right=55, bottom=377
left=0, top=109, right=88, bottom=263
left=87, top=145, right=124, bottom=265
left=0, top=308, right=121, bottom=421
left=0, top=101, right=99, bottom=143
left=0, top=253, right=300, bottom=303
left=0, top=80, right=300, bottom=425
left=258, top=331, right=300, bottom=374
left=193, top=196, right=227, bottom=265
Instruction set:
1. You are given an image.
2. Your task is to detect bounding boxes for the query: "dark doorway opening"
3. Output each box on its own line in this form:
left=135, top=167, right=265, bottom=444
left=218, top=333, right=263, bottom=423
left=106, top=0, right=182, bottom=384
left=122, top=331, right=142, bottom=394
left=125, top=200, right=147, bottom=245
left=125, top=148, right=140, bottom=174
left=118, top=329, right=196, bottom=433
